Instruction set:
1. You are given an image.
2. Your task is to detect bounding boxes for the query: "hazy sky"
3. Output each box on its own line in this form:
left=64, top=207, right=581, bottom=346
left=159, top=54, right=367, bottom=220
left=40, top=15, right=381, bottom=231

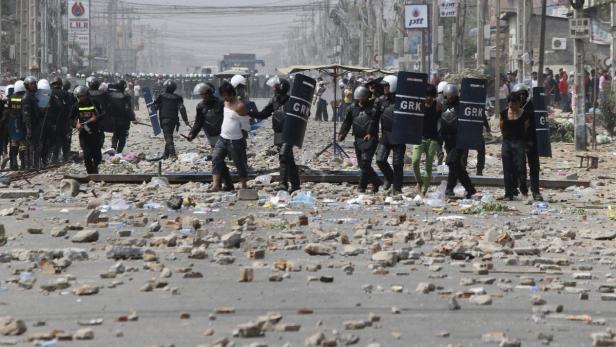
left=114, top=0, right=318, bottom=69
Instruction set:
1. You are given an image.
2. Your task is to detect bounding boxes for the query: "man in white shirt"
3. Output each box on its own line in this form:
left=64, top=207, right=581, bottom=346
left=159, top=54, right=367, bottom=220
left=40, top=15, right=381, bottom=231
left=210, top=82, right=251, bottom=192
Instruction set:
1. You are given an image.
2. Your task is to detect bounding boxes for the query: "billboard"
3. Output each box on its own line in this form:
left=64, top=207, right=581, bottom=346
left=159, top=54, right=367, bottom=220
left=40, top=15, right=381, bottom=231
left=439, top=0, right=458, bottom=17
left=405, top=5, right=429, bottom=29
left=68, top=0, right=90, bottom=66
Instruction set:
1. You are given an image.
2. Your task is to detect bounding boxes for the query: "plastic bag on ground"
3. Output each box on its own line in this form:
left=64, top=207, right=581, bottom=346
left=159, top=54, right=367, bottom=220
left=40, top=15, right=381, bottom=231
left=412, top=194, right=424, bottom=206
left=254, top=175, right=272, bottom=185
left=178, top=152, right=200, bottom=163
left=149, top=177, right=170, bottom=188
left=265, top=191, right=291, bottom=208
left=458, top=199, right=476, bottom=209
left=345, top=194, right=375, bottom=205
left=453, top=184, right=466, bottom=198
left=572, top=187, right=598, bottom=202
left=291, top=191, right=316, bottom=207
left=481, top=193, right=496, bottom=204
left=109, top=198, right=130, bottom=211
left=436, top=164, right=449, bottom=174
left=532, top=202, right=550, bottom=215
left=425, top=181, right=447, bottom=207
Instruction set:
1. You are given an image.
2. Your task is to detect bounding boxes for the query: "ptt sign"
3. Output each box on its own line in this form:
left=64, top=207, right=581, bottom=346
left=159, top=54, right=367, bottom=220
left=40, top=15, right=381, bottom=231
left=405, top=5, right=429, bottom=29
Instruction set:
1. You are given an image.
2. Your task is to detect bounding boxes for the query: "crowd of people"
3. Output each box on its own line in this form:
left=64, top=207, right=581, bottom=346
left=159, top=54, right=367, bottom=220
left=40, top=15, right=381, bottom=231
left=499, top=68, right=613, bottom=114
left=0, top=70, right=546, bottom=202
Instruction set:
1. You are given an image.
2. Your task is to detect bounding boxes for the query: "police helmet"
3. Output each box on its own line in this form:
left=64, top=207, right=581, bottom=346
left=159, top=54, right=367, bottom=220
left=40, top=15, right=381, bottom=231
left=230, top=75, right=247, bottom=88
left=437, top=81, right=448, bottom=94
left=62, top=79, right=72, bottom=91
left=381, top=75, right=398, bottom=93
left=512, top=83, right=529, bottom=94
left=14, top=81, right=26, bottom=93
left=24, top=76, right=37, bottom=86
left=86, top=76, right=100, bottom=90
left=73, top=85, right=88, bottom=97
left=164, top=79, right=177, bottom=93
left=443, top=84, right=459, bottom=97
left=266, top=75, right=281, bottom=88
left=353, top=86, right=370, bottom=100
left=193, top=83, right=213, bottom=96
left=37, top=79, right=51, bottom=91
left=50, top=77, right=63, bottom=87
left=279, top=79, right=291, bottom=95
left=99, top=83, right=108, bottom=92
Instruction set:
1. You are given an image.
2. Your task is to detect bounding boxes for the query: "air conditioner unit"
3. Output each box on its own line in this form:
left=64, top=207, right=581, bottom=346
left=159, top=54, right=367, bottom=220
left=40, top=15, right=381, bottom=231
left=552, top=38, right=567, bottom=50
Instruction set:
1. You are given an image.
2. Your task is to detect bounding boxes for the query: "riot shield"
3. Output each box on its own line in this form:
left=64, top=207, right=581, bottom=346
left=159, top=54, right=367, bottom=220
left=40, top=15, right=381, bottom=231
left=456, top=78, right=487, bottom=150
left=391, top=71, right=427, bottom=145
left=532, top=87, right=552, bottom=157
left=142, top=87, right=162, bottom=136
left=282, top=74, right=316, bottom=148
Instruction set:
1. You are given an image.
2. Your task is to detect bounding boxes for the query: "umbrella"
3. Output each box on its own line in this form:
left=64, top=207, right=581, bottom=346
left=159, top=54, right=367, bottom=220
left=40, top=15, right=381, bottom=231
left=276, top=64, right=395, bottom=158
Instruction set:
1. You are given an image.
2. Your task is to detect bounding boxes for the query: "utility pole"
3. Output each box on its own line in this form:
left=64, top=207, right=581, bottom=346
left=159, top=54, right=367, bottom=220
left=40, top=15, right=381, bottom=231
left=516, top=0, right=523, bottom=81
left=451, top=20, right=457, bottom=73
left=537, top=0, right=547, bottom=86
left=573, top=7, right=586, bottom=151
left=459, top=0, right=467, bottom=72
left=109, top=0, right=116, bottom=73
left=396, top=0, right=406, bottom=71
left=41, top=0, right=47, bottom=74
left=431, top=0, right=439, bottom=73
left=375, top=0, right=384, bottom=68
left=611, top=3, right=616, bottom=89
left=476, top=0, right=485, bottom=69
left=0, top=0, right=3, bottom=75
left=495, top=0, right=501, bottom=116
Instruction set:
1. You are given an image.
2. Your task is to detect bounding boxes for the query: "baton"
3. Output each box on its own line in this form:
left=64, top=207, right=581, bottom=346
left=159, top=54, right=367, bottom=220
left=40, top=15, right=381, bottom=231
left=133, top=121, right=153, bottom=128
left=39, top=107, right=50, bottom=143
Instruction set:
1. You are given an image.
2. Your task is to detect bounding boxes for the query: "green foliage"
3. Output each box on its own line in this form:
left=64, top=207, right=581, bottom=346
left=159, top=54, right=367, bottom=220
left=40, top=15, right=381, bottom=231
left=600, top=90, right=616, bottom=137
left=549, top=119, right=574, bottom=142
left=462, top=202, right=509, bottom=214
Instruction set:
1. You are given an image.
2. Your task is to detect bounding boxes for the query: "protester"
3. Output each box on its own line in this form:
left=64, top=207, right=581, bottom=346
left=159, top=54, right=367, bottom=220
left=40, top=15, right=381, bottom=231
left=559, top=71, right=570, bottom=112
left=412, top=84, right=441, bottom=196
left=500, top=93, right=530, bottom=200
left=210, top=82, right=251, bottom=192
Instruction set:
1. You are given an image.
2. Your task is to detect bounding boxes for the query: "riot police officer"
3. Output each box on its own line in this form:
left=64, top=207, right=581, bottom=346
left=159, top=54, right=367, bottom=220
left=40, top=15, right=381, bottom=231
left=250, top=76, right=300, bottom=192
left=439, top=84, right=477, bottom=198
left=87, top=77, right=112, bottom=145
left=338, top=86, right=382, bottom=193
left=108, top=80, right=134, bottom=153
left=61, top=79, right=76, bottom=161
left=71, top=85, right=103, bottom=174
left=188, top=83, right=223, bottom=150
left=513, top=83, right=543, bottom=201
left=154, top=80, right=189, bottom=160
left=2, top=81, right=27, bottom=170
left=22, top=76, right=41, bottom=169
left=188, top=83, right=232, bottom=190
left=46, top=77, right=67, bottom=163
left=375, top=75, right=405, bottom=194
left=0, top=85, right=7, bottom=167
